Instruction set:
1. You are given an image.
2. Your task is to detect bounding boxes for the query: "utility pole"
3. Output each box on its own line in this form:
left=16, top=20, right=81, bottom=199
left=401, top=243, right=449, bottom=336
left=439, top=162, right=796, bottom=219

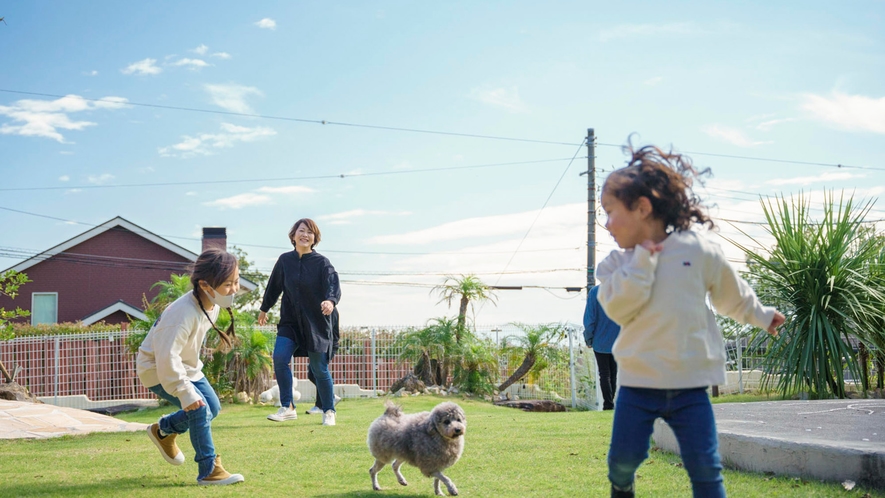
left=580, top=128, right=597, bottom=291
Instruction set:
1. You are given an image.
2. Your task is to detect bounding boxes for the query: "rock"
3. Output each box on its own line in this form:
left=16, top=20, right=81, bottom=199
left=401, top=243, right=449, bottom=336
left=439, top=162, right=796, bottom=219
left=494, top=399, right=567, bottom=412
left=389, top=373, right=426, bottom=395
left=0, top=382, right=42, bottom=403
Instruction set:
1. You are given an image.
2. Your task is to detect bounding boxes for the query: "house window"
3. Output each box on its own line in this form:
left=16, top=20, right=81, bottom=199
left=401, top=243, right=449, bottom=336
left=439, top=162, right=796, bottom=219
left=31, top=293, right=58, bottom=325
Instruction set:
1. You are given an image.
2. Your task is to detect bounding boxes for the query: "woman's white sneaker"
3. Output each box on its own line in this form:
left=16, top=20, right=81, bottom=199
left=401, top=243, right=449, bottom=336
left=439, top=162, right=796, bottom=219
left=305, top=406, right=323, bottom=415
left=267, top=406, right=298, bottom=421
left=322, top=410, right=336, bottom=426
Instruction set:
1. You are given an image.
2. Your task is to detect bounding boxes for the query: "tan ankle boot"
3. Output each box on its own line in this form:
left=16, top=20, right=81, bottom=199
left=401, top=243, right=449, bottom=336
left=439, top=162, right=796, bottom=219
left=147, top=423, right=184, bottom=465
left=197, top=456, right=245, bottom=486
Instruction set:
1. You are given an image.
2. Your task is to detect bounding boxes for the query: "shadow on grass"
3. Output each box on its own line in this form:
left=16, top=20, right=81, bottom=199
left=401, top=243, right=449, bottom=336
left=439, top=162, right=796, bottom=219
left=1, top=476, right=188, bottom=497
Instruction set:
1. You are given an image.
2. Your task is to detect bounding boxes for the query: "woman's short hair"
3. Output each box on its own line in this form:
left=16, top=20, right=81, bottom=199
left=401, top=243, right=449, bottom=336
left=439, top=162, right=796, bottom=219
left=289, top=218, right=321, bottom=248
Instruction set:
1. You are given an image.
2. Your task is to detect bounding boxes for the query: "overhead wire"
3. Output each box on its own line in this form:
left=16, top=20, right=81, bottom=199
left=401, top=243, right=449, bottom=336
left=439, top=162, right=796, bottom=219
left=1, top=88, right=881, bottom=171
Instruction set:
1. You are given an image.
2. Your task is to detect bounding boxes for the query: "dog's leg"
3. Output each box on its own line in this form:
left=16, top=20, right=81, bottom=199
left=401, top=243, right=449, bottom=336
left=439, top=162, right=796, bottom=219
left=431, top=471, right=458, bottom=496
left=391, top=459, right=408, bottom=486
left=369, top=459, right=386, bottom=491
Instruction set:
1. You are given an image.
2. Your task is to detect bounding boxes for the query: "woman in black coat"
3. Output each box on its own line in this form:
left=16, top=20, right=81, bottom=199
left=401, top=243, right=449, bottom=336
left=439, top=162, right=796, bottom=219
left=258, top=218, right=341, bottom=426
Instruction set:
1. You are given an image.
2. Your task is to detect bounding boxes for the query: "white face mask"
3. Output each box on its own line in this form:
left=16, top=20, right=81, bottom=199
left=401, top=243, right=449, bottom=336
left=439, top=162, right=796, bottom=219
left=206, top=287, right=235, bottom=309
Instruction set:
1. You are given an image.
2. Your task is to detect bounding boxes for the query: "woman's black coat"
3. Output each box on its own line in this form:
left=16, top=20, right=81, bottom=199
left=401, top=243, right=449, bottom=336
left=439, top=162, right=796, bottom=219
left=260, top=250, right=341, bottom=357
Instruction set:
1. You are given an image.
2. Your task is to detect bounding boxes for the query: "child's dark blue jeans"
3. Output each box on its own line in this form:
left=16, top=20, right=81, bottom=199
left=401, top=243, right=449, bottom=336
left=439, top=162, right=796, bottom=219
left=608, top=386, right=726, bottom=498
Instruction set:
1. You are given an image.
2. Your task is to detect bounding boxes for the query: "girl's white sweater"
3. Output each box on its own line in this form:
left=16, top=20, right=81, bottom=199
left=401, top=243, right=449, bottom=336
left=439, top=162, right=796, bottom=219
left=597, top=230, right=775, bottom=389
left=136, top=293, right=219, bottom=408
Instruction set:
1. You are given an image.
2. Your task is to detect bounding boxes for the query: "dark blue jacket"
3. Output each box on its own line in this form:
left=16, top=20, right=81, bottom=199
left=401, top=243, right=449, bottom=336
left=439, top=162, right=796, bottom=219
left=583, top=285, right=620, bottom=354
left=260, top=250, right=341, bottom=356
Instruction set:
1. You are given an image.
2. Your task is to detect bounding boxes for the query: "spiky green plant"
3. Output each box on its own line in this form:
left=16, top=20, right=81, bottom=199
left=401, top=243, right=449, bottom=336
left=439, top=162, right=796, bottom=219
left=451, top=336, right=500, bottom=395
left=729, top=191, right=885, bottom=399
left=497, top=322, right=567, bottom=392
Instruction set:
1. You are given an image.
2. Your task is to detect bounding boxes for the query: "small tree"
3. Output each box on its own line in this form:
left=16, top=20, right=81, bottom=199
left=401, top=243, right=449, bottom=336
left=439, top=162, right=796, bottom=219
left=497, top=322, right=567, bottom=393
left=0, top=270, right=30, bottom=382
left=432, top=274, right=497, bottom=342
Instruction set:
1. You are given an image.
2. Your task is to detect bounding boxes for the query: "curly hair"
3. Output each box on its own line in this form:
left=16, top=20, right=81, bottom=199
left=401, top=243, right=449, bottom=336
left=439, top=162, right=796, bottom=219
left=603, top=143, right=714, bottom=232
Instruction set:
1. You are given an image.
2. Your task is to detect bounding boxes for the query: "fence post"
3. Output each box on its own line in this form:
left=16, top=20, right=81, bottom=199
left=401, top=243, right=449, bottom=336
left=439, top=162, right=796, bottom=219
left=371, top=328, right=377, bottom=397
left=54, top=335, right=60, bottom=406
left=737, top=332, right=744, bottom=394
left=568, top=326, right=577, bottom=409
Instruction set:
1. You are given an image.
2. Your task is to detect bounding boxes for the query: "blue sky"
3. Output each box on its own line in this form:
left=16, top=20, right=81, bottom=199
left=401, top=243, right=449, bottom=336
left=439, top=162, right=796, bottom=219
left=1, top=1, right=883, bottom=326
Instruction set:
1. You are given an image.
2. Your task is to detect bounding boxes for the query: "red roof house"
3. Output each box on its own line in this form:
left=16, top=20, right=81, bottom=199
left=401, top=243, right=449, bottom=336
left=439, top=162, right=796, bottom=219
left=0, top=216, right=256, bottom=326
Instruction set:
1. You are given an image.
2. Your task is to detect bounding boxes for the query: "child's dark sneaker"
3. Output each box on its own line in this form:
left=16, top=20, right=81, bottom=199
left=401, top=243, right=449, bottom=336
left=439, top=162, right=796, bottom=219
left=147, top=423, right=184, bottom=465
left=197, top=456, right=245, bottom=486
left=611, top=484, right=635, bottom=498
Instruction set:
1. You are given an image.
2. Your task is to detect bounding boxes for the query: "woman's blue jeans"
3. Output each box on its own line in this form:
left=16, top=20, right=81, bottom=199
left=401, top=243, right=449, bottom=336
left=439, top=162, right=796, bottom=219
left=608, top=386, right=726, bottom=498
left=272, top=335, right=336, bottom=412
left=148, top=377, right=221, bottom=480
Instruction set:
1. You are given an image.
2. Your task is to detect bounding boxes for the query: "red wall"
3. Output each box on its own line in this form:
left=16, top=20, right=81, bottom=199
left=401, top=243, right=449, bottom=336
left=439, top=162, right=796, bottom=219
left=0, top=226, right=193, bottom=324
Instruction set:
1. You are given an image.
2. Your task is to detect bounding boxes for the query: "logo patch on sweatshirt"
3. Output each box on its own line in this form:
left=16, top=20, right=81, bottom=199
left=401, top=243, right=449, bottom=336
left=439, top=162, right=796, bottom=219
left=683, top=261, right=691, bottom=266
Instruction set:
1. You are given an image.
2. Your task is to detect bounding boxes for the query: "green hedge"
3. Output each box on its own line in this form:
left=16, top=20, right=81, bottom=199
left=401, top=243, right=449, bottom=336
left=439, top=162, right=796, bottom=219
left=6, top=321, right=127, bottom=338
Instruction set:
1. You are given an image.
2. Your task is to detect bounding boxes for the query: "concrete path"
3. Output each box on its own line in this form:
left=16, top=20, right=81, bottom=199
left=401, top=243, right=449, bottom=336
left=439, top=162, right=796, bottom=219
left=0, top=399, right=148, bottom=439
left=653, top=399, right=885, bottom=489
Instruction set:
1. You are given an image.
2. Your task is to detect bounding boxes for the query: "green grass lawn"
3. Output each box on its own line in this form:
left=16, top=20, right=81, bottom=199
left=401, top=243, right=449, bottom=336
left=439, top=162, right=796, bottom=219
left=0, top=396, right=880, bottom=497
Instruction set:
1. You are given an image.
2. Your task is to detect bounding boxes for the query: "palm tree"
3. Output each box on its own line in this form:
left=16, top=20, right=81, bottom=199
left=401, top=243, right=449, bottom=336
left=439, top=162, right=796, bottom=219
left=432, top=274, right=497, bottom=342
left=730, top=191, right=885, bottom=399
left=395, top=317, right=459, bottom=386
left=497, top=322, right=567, bottom=393
left=150, top=273, right=192, bottom=305
left=452, top=336, right=499, bottom=396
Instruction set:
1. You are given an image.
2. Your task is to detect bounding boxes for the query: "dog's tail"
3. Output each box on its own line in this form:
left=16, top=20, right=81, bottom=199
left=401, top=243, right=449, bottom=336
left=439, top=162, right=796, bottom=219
left=383, top=400, right=403, bottom=418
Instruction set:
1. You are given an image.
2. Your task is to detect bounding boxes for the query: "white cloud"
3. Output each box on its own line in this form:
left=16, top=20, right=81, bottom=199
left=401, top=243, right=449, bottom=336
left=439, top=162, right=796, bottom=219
left=0, top=94, right=128, bottom=143
left=368, top=203, right=582, bottom=246
left=765, top=171, right=865, bottom=186
left=121, top=58, right=162, bottom=75
left=84, top=70, right=98, bottom=76
left=318, top=209, right=411, bottom=225
left=186, top=191, right=198, bottom=196
left=644, top=76, right=663, bottom=86
left=158, top=122, right=276, bottom=158
left=59, top=151, right=74, bottom=155
left=599, top=22, right=706, bottom=42
left=255, top=18, right=277, bottom=30
left=170, top=58, right=211, bottom=69
left=58, top=175, right=70, bottom=182
left=754, top=117, right=798, bottom=132
left=87, top=173, right=115, bottom=185
left=256, top=186, right=315, bottom=195
left=701, top=124, right=772, bottom=148
left=469, top=86, right=527, bottom=113
left=212, top=52, right=231, bottom=59
left=203, top=193, right=272, bottom=209
left=204, top=83, right=263, bottom=114
left=801, top=91, right=885, bottom=134
left=192, top=44, right=209, bottom=55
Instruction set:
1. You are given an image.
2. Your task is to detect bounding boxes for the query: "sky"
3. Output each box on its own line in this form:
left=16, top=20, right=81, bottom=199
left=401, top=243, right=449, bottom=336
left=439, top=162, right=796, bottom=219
left=1, top=1, right=883, bottom=327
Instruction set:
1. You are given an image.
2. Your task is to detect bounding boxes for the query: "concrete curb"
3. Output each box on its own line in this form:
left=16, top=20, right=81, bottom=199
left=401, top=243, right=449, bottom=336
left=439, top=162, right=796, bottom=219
left=653, top=419, right=885, bottom=489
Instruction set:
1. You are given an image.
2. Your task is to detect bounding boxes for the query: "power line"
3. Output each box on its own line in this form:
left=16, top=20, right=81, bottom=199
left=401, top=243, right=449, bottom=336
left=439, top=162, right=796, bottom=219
left=0, top=89, right=579, bottom=147
left=1, top=88, right=880, bottom=171
left=0, top=157, right=584, bottom=192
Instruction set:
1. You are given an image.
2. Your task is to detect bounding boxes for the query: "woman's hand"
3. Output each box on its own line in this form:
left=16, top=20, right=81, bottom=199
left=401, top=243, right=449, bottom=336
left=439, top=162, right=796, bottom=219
left=258, top=311, right=267, bottom=326
left=184, top=399, right=206, bottom=412
left=321, top=300, right=334, bottom=316
left=767, top=311, right=785, bottom=337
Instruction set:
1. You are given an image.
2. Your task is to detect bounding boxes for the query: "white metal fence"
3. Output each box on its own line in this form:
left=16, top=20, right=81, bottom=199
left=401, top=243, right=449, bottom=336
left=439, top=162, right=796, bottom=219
left=0, top=324, right=601, bottom=411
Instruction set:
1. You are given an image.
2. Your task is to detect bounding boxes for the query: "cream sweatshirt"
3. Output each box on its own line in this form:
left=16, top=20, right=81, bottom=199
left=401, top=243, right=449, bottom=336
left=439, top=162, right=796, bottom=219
left=136, top=293, right=219, bottom=408
left=597, top=230, right=775, bottom=389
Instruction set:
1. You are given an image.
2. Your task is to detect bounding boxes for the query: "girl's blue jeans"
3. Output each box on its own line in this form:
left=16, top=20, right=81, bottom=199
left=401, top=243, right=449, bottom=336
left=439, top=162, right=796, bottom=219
left=272, top=334, right=336, bottom=412
left=609, top=386, right=726, bottom=498
left=147, top=377, right=220, bottom=480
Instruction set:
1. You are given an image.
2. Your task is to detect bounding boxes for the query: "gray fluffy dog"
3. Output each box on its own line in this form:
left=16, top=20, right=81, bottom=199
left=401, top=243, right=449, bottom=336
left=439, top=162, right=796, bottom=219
left=367, top=401, right=467, bottom=496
